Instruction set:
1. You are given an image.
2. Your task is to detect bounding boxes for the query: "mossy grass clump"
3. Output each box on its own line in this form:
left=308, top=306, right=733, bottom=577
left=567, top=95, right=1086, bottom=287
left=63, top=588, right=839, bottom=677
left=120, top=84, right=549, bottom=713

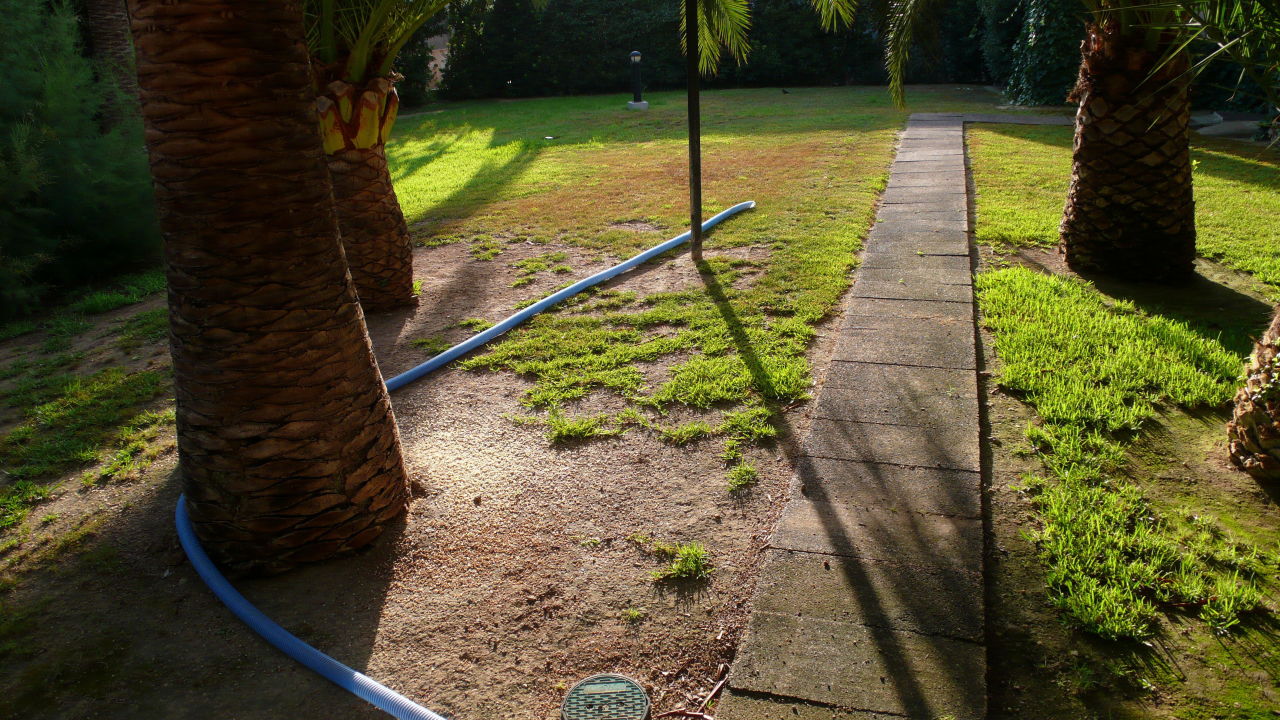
left=978, top=267, right=1274, bottom=639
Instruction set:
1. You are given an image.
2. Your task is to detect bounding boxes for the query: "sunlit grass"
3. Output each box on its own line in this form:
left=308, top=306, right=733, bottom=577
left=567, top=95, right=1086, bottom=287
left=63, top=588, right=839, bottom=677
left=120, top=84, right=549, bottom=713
left=967, top=124, right=1280, bottom=296
left=389, top=88, right=977, bottom=483
left=977, top=267, right=1273, bottom=639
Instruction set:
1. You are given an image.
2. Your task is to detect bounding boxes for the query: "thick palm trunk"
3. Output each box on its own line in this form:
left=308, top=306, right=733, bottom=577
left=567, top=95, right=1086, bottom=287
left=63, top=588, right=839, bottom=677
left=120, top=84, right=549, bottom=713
left=129, top=0, right=410, bottom=574
left=318, top=78, right=416, bottom=311
left=1228, top=308, right=1280, bottom=480
left=1060, top=21, right=1196, bottom=283
left=81, top=0, right=139, bottom=125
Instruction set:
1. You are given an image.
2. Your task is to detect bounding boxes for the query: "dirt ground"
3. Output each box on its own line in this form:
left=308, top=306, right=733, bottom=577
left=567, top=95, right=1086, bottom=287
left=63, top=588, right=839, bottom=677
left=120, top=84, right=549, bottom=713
left=0, top=235, right=843, bottom=720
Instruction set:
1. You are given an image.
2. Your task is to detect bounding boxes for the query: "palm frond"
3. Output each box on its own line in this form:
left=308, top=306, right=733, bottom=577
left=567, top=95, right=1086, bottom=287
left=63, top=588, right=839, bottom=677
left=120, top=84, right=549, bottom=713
left=884, top=0, right=948, bottom=108
left=681, top=0, right=752, bottom=76
left=810, top=0, right=861, bottom=31
left=303, top=0, right=450, bottom=82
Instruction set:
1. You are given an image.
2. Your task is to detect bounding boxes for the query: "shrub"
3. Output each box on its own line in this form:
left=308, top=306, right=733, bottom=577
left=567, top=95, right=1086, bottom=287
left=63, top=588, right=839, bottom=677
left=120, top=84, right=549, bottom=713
left=440, top=0, right=990, bottom=100
left=1005, top=0, right=1086, bottom=105
left=0, top=0, right=160, bottom=319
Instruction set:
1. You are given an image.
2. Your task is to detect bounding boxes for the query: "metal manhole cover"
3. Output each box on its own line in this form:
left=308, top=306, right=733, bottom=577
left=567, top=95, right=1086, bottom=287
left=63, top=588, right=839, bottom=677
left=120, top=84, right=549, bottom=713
left=560, top=673, right=650, bottom=720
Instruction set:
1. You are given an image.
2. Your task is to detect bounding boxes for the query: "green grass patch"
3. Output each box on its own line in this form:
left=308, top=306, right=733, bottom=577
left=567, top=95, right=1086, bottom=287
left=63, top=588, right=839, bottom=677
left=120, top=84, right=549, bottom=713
left=115, top=308, right=167, bottom=352
left=455, top=317, right=495, bottom=332
left=650, top=541, right=713, bottom=581
left=411, top=336, right=453, bottom=355
left=0, top=321, right=37, bottom=343
left=726, top=462, right=759, bottom=492
left=543, top=410, right=625, bottom=443
left=657, top=421, right=714, bottom=445
left=67, top=271, right=165, bottom=316
left=967, top=124, right=1280, bottom=296
left=978, top=267, right=1273, bottom=639
left=0, top=367, right=168, bottom=529
left=510, top=251, right=570, bottom=288
left=81, top=408, right=175, bottom=486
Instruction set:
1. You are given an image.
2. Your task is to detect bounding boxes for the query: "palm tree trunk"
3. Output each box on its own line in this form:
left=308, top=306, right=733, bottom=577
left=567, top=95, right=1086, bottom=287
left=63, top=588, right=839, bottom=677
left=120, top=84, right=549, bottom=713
left=1228, top=307, right=1280, bottom=481
left=1060, top=20, right=1196, bottom=283
left=81, top=0, right=139, bottom=125
left=318, top=78, right=416, bottom=311
left=128, top=0, right=410, bottom=574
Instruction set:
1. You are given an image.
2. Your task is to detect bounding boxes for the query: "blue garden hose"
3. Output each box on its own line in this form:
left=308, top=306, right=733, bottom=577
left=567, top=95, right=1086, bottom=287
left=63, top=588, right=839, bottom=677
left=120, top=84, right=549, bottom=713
left=175, top=200, right=756, bottom=720
left=385, top=200, right=756, bottom=392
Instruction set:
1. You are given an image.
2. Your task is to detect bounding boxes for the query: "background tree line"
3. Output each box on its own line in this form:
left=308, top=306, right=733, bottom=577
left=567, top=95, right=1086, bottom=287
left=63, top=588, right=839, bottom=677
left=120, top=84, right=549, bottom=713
left=430, top=0, right=1271, bottom=110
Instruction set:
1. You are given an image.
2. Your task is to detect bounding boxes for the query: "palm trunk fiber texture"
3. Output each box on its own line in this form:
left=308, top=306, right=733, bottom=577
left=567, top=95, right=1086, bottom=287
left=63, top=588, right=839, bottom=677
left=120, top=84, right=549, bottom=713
left=82, top=0, right=139, bottom=125
left=1228, top=308, right=1280, bottom=481
left=128, top=0, right=410, bottom=575
left=318, top=78, right=416, bottom=311
left=327, top=144, right=416, bottom=311
left=1061, top=21, right=1196, bottom=283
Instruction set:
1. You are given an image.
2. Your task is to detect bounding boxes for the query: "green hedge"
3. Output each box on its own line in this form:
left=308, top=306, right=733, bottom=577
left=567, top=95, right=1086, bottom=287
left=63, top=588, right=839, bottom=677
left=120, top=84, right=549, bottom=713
left=0, top=0, right=159, bottom=319
left=1005, top=0, right=1085, bottom=105
left=439, top=0, right=992, bottom=100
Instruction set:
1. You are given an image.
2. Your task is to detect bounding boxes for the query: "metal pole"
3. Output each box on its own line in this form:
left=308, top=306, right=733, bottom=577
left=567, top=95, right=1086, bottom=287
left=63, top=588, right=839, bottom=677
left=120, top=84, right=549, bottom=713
left=631, top=56, right=642, bottom=103
left=686, top=0, right=703, bottom=262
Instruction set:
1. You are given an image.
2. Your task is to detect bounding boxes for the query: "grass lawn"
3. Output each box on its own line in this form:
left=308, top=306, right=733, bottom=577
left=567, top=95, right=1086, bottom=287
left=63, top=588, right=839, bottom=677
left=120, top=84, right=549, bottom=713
left=969, top=126, right=1280, bottom=717
left=1, top=86, right=1032, bottom=719
left=968, top=123, right=1280, bottom=297
left=389, top=86, right=1006, bottom=487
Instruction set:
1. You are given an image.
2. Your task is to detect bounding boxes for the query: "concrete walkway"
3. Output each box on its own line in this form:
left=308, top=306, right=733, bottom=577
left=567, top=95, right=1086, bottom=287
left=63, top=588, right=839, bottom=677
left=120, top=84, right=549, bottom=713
left=717, top=112, right=1068, bottom=719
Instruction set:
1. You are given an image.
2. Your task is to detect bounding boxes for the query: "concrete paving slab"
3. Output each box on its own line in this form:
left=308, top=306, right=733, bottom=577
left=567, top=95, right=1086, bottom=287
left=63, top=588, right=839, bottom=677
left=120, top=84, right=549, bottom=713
left=868, top=225, right=970, bottom=245
left=812, top=384, right=976, bottom=429
left=838, top=297, right=973, bottom=321
left=716, top=690, right=893, bottom=720
left=731, top=613, right=985, bottom=719
left=822, top=360, right=976, bottom=396
left=871, top=218, right=970, bottom=233
left=880, top=185, right=968, bottom=201
left=891, top=162, right=967, bottom=176
left=848, top=279, right=972, bottom=304
left=877, top=205, right=966, bottom=221
left=895, top=149, right=966, bottom=162
left=831, top=323, right=975, bottom=369
left=773, top=497, right=983, bottom=571
left=879, top=194, right=968, bottom=213
left=862, top=240, right=970, bottom=257
left=792, top=455, right=982, bottom=519
left=859, top=252, right=970, bottom=272
left=752, top=549, right=983, bottom=641
left=803, top=417, right=980, bottom=472
left=854, top=267, right=972, bottom=287
left=890, top=172, right=968, bottom=188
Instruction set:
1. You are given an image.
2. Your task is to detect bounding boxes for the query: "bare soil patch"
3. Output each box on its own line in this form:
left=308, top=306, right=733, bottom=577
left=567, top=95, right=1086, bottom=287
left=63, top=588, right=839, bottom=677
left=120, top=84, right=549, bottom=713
left=0, top=237, right=844, bottom=719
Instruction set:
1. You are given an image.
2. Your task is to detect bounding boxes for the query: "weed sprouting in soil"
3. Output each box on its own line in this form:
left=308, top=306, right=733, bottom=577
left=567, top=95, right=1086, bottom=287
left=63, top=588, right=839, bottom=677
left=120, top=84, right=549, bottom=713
left=411, top=336, right=453, bottom=355
left=651, top=541, right=713, bottom=581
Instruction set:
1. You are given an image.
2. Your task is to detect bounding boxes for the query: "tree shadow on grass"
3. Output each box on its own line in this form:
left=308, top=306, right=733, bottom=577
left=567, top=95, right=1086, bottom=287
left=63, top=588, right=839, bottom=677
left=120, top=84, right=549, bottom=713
left=1083, top=262, right=1273, bottom=358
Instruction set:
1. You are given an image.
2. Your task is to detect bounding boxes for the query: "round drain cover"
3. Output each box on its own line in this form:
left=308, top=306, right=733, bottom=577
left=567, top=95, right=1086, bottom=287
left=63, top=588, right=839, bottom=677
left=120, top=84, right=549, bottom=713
left=561, top=673, right=650, bottom=720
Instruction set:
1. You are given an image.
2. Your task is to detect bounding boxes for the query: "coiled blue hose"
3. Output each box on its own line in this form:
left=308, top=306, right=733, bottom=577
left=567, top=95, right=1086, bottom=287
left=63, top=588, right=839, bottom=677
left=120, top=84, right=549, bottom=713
left=175, top=200, right=756, bottom=719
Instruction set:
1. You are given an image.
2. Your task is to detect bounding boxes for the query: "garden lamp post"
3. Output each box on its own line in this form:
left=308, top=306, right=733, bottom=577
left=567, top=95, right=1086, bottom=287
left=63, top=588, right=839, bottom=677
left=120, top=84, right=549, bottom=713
left=686, top=1, right=702, bottom=262
left=627, top=51, right=648, bottom=110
